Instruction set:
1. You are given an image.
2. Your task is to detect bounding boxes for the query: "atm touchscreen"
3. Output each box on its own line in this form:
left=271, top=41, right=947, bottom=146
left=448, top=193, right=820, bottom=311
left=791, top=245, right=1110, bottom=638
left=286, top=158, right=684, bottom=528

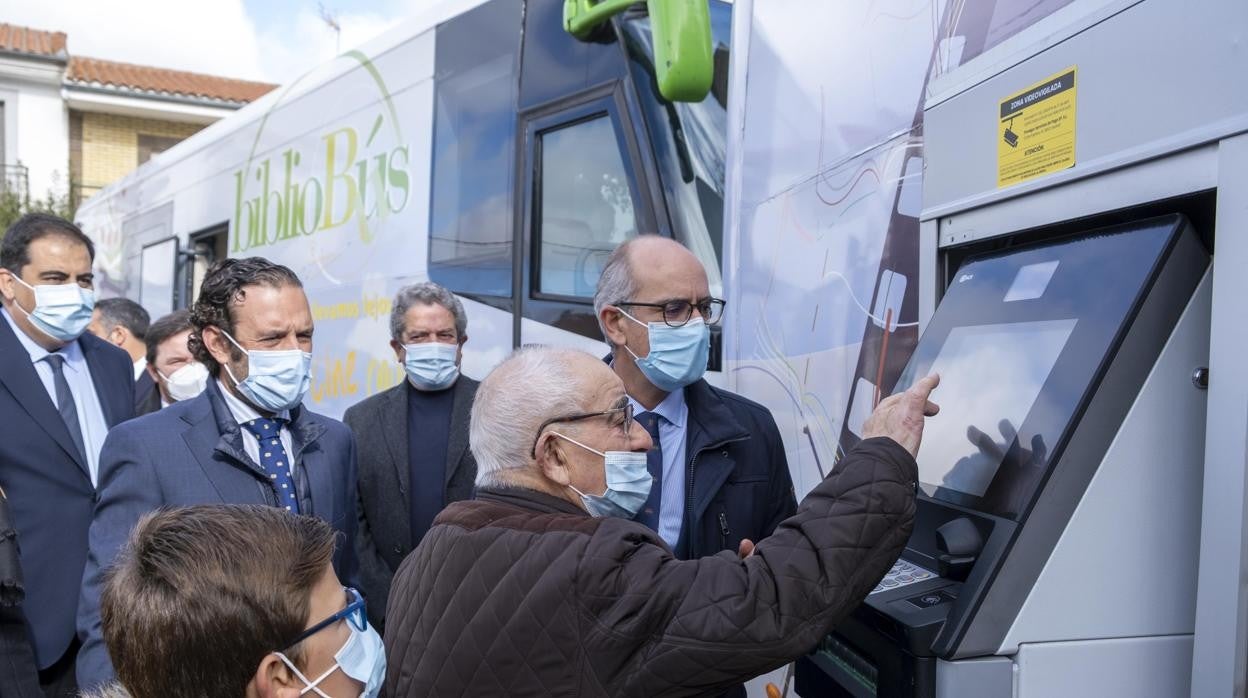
left=899, top=319, right=1076, bottom=497
left=888, top=214, right=1188, bottom=519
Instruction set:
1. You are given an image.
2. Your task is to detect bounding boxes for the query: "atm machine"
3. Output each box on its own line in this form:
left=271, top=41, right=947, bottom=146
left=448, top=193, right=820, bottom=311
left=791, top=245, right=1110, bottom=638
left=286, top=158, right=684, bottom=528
left=796, top=214, right=1209, bottom=697
left=789, top=0, right=1248, bottom=694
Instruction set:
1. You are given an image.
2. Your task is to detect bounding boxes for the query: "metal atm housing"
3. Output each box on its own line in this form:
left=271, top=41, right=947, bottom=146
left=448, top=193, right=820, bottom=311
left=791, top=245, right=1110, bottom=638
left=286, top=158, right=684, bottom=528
left=795, top=0, right=1248, bottom=695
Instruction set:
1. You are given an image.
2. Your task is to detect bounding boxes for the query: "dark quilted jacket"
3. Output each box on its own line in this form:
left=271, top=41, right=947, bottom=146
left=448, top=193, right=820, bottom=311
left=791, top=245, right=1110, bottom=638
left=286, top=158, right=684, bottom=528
left=384, top=437, right=917, bottom=697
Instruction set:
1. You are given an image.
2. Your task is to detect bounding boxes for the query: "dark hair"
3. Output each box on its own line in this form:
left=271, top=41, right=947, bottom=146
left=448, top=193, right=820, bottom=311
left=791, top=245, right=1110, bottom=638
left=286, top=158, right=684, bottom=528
left=188, top=257, right=302, bottom=375
left=94, top=298, right=151, bottom=341
left=102, top=505, right=337, bottom=698
left=144, top=309, right=193, bottom=366
left=0, top=213, right=95, bottom=275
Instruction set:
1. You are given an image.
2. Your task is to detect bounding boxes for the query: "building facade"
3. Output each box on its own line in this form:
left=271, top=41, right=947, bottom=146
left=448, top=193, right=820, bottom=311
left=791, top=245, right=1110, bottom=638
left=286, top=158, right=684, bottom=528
left=0, top=22, right=274, bottom=209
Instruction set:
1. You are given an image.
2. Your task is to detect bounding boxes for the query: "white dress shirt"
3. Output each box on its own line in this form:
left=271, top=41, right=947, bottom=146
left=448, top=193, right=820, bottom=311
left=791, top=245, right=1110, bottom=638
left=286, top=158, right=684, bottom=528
left=132, top=357, right=147, bottom=381
left=2, top=307, right=111, bottom=486
left=215, top=379, right=296, bottom=476
left=628, top=388, right=689, bottom=549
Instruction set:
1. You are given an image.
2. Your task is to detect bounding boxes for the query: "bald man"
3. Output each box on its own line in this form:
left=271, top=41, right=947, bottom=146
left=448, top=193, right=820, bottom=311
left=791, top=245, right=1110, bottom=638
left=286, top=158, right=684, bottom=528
left=593, top=236, right=796, bottom=571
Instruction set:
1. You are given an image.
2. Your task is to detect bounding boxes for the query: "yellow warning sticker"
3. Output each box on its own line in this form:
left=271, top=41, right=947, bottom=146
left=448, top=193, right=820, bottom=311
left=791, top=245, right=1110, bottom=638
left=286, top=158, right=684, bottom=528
left=997, top=67, right=1077, bottom=188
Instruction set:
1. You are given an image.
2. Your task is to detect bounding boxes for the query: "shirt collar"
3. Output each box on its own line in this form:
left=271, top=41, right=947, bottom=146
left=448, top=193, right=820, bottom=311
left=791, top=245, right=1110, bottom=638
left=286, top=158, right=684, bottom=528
left=628, top=387, right=687, bottom=429
left=215, top=379, right=290, bottom=425
left=1, top=306, right=83, bottom=370
left=133, top=357, right=147, bottom=380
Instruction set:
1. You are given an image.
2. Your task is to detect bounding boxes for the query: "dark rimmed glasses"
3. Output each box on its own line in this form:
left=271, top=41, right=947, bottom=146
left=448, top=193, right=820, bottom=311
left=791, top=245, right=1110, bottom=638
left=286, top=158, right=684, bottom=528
left=280, top=587, right=367, bottom=651
left=615, top=297, right=726, bottom=327
left=530, top=401, right=634, bottom=457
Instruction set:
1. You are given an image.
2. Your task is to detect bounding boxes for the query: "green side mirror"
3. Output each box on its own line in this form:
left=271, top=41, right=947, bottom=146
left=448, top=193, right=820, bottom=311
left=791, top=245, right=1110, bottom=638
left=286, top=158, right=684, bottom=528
left=563, top=0, right=714, bottom=103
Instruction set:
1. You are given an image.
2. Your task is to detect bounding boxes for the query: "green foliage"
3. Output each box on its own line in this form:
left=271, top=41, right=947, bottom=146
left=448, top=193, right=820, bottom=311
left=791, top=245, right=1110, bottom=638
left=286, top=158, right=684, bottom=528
left=0, top=188, right=77, bottom=243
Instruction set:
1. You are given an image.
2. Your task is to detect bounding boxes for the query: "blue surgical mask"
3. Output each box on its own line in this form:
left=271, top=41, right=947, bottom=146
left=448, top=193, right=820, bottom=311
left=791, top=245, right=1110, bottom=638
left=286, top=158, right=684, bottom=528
left=220, top=329, right=312, bottom=413
left=276, top=621, right=386, bottom=698
left=402, top=342, right=459, bottom=391
left=10, top=275, right=95, bottom=343
left=552, top=432, right=652, bottom=518
left=620, top=310, right=710, bottom=393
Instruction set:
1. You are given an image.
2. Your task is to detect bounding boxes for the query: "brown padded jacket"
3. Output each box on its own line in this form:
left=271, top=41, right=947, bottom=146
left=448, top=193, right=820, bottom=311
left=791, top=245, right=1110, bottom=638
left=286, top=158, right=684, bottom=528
left=384, top=437, right=917, bottom=697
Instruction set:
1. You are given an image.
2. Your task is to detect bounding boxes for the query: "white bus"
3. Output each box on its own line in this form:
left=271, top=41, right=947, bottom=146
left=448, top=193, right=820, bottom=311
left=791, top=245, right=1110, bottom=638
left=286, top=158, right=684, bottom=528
left=78, top=0, right=1248, bottom=695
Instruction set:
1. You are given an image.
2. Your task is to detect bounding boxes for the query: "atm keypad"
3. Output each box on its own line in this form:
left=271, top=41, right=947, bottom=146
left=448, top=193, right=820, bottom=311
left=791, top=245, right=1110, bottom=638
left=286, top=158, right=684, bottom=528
left=870, top=560, right=936, bottom=595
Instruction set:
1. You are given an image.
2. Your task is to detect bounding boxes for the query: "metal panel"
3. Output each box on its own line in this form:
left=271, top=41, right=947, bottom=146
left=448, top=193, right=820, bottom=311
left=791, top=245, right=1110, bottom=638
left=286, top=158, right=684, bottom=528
left=1190, top=133, right=1248, bottom=697
left=924, top=0, right=1248, bottom=216
left=935, top=657, right=1013, bottom=698
left=1000, top=272, right=1211, bottom=652
left=1016, top=636, right=1192, bottom=698
left=934, top=145, right=1216, bottom=246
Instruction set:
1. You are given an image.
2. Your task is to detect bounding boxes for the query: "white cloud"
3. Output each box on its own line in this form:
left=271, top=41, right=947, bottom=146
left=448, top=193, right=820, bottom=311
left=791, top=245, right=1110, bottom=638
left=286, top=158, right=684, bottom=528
left=0, top=0, right=406, bottom=84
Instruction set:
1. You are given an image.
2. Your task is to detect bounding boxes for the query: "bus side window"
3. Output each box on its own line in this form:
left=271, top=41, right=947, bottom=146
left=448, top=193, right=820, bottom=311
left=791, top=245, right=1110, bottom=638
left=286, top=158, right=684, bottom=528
left=536, top=114, right=639, bottom=299
left=426, top=0, right=522, bottom=298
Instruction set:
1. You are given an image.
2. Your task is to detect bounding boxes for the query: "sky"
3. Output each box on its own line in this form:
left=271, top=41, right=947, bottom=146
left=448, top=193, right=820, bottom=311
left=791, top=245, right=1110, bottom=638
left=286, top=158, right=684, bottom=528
left=0, top=0, right=423, bottom=84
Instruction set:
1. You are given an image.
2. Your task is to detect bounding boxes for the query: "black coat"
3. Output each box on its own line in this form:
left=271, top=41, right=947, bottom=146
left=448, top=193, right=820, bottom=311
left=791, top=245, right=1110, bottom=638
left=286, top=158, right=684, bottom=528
left=134, top=370, right=161, bottom=417
left=344, top=376, right=478, bottom=630
left=671, top=379, right=797, bottom=561
left=0, top=490, right=41, bottom=697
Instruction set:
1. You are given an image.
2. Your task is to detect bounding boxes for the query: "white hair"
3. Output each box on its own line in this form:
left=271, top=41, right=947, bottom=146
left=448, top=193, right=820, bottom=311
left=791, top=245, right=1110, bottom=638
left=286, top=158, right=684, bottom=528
left=471, top=346, right=591, bottom=489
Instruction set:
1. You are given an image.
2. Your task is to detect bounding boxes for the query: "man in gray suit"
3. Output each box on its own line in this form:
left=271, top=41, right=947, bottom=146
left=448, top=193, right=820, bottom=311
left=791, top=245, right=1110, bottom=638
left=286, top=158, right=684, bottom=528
left=345, top=281, right=477, bottom=629
left=76, top=257, right=359, bottom=691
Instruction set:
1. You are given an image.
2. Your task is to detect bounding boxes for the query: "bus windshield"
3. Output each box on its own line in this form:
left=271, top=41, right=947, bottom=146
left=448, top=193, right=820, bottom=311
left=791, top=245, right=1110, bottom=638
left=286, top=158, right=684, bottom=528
left=621, top=1, right=731, bottom=295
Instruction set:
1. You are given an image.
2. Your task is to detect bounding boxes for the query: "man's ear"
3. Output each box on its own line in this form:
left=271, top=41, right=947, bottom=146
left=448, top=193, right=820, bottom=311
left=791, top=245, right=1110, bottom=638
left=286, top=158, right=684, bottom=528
left=109, top=326, right=128, bottom=349
left=202, top=325, right=234, bottom=368
left=536, top=434, right=573, bottom=487
left=0, top=268, right=18, bottom=303
left=600, top=306, right=629, bottom=347
left=390, top=338, right=405, bottom=364
left=146, top=363, right=160, bottom=383
left=250, top=653, right=302, bottom=698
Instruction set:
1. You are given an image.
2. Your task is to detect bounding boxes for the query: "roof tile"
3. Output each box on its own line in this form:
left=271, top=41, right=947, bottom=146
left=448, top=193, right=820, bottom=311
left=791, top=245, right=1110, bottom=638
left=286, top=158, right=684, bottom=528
left=67, top=56, right=276, bottom=104
left=0, top=22, right=68, bottom=59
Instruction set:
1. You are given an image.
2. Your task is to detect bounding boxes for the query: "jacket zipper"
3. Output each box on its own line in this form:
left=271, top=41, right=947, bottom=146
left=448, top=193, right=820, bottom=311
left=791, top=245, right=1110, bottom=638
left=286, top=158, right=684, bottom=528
left=718, top=512, right=730, bottom=550
left=685, top=435, right=750, bottom=558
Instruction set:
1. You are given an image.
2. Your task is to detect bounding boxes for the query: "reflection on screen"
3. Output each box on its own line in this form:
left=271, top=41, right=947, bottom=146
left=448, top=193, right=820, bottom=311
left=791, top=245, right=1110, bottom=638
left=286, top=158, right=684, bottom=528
left=902, top=319, right=1077, bottom=496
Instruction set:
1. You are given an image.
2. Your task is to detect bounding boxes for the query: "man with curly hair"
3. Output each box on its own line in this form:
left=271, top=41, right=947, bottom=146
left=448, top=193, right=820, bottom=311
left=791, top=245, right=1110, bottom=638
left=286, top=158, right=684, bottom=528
left=75, top=257, right=360, bottom=692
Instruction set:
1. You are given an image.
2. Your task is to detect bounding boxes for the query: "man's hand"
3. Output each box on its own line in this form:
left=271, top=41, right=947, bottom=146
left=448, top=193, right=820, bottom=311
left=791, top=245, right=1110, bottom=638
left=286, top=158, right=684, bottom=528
left=738, top=539, right=755, bottom=559
left=862, top=373, right=940, bottom=458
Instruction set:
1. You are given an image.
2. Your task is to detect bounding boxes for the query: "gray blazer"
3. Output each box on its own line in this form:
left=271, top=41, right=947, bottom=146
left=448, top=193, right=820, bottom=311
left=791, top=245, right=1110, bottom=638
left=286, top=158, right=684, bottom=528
left=344, top=376, right=477, bottom=629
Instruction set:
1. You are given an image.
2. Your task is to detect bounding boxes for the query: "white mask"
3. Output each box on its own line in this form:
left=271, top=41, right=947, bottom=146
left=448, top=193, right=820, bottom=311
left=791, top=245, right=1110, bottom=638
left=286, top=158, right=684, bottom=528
left=157, top=362, right=209, bottom=402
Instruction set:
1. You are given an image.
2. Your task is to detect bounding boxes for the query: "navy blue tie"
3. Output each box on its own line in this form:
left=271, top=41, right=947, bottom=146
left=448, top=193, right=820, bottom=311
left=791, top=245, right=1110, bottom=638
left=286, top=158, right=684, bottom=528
left=634, top=411, right=663, bottom=531
left=241, top=418, right=300, bottom=513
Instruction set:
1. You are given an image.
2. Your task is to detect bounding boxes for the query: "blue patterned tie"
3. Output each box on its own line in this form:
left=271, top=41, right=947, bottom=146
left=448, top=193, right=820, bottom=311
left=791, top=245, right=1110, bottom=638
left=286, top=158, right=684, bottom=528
left=241, top=417, right=300, bottom=513
left=634, top=411, right=663, bottom=531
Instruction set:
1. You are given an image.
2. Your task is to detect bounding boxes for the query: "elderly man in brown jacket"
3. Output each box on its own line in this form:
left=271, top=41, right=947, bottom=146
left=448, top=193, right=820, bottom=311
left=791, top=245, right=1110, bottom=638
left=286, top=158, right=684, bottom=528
left=385, top=346, right=939, bottom=697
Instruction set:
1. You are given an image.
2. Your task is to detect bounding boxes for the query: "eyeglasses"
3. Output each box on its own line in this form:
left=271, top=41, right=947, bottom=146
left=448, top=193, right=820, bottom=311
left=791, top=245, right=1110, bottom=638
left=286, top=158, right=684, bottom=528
left=281, top=587, right=367, bottom=651
left=615, top=298, right=726, bottom=327
left=530, top=402, right=634, bottom=457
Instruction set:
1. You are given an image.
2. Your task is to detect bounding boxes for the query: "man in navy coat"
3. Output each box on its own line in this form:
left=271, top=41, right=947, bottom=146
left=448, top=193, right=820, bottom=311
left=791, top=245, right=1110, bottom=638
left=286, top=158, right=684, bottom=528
left=76, top=256, right=359, bottom=691
left=0, top=213, right=135, bottom=696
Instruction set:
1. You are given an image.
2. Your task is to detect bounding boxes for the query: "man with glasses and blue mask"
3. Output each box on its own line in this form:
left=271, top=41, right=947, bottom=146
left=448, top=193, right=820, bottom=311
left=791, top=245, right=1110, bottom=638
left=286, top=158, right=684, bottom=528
left=99, top=505, right=383, bottom=698
left=344, top=281, right=478, bottom=630
left=594, top=236, right=796, bottom=564
left=384, top=345, right=940, bottom=696
left=76, top=257, right=359, bottom=692
left=0, top=213, right=135, bottom=696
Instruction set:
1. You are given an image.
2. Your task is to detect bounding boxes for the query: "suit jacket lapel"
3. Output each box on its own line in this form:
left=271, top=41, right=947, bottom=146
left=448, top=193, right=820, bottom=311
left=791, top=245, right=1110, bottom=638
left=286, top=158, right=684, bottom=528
left=180, top=387, right=264, bottom=504
left=379, top=384, right=411, bottom=511
left=80, top=334, right=126, bottom=428
left=0, top=317, right=89, bottom=475
left=443, top=379, right=473, bottom=487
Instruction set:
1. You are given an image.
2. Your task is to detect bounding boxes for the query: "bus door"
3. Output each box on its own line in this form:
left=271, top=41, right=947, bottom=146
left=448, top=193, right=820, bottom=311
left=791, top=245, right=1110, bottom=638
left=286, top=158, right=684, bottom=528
left=514, top=0, right=668, bottom=351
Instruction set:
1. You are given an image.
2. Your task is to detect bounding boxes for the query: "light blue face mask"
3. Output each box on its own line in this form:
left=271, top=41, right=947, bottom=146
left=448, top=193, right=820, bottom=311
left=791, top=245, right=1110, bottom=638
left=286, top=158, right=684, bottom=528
left=220, top=329, right=312, bottom=413
left=276, top=621, right=386, bottom=698
left=620, top=310, right=710, bottom=393
left=11, top=275, right=95, bottom=343
left=552, top=432, right=652, bottom=519
left=402, top=342, right=460, bottom=391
